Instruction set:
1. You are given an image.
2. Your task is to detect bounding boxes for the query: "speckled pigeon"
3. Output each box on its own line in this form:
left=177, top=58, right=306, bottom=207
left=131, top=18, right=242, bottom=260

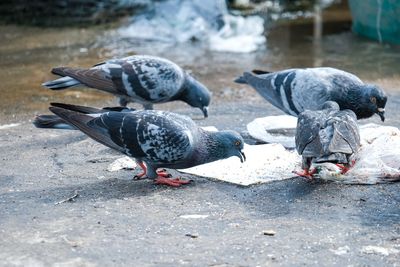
left=47, top=103, right=245, bottom=187
left=235, top=67, right=387, bottom=121
left=294, top=101, right=360, bottom=179
left=43, top=55, right=211, bottom=117
left=33, top=104, right=136, bottom=130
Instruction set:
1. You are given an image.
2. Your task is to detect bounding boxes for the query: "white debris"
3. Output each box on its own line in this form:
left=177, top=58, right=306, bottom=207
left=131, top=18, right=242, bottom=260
left=316, top=124, right=400, bottom=184
left=179, top=214, right=209, bottom=219
left=118, top=0, right=265, bottom=53
left=0, top=123, right=20, bottom=130
left=180, top=143, right=300, bottom=186
left=248, top=116, right=400, bottom=184
left=106, top=156, right=137, bottom=172
left=330, top=245, right=350, bottom=255
left=208, top=15, right=266, bottom=53
left=246, top=115, right=297, bottom=148
left=201, top=126, right=219, bottom=132
left=361, top=245, right=399, bottom=256
left=79, top=47, right=88, bottom=53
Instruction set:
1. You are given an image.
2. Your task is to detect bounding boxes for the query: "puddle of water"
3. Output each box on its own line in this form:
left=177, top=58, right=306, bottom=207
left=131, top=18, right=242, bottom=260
left=0, top=1, right=399, bottom=124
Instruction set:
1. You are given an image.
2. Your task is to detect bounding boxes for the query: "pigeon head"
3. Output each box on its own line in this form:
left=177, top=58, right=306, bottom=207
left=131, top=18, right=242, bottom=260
left=365, top=85, right=387, bottom=122
left=180, top=73, right=211, bottom=118
left=341, top=84, right=387, bottom=121
left=212, top=130, right=246, bottom=163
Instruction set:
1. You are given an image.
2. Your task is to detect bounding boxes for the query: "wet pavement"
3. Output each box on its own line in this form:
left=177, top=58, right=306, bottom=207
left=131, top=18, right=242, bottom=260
left=1, top=2, right=400, bottom=266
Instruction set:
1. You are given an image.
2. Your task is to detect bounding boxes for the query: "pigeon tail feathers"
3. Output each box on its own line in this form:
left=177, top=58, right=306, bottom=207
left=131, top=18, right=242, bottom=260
left=50, top=103, right=106, bottom=114
left=42, top=76, right=81, bottom=90
left=251, top=69, right=271, bottom=75
left=234, top=75, right=247, bottom=84
left=33, top=115, right=76, bottom=130
left=49, top=106, right=125, bottom=153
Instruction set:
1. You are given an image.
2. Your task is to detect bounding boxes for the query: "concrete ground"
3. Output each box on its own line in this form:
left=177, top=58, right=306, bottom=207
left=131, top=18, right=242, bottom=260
left=1, top=97, right=400, bottom=267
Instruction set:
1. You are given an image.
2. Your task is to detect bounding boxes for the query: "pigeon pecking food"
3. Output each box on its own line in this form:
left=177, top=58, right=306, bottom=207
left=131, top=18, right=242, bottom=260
left=294, top=101, right=360, bottom=179
left=43, top=55, right=211, bottom=117
left=235, top=67, right=387, bottom=121
left=43, top=103, right=245, bottom=187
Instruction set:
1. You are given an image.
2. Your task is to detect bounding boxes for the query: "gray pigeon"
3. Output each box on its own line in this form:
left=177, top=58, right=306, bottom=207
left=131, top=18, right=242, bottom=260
left=235, top=67, right=387, bottom=121
left=294, top=101, right=360, bottom=179
left=42, top=55, right=211, bottom=117
left=46, top=103, right=245, bottom=187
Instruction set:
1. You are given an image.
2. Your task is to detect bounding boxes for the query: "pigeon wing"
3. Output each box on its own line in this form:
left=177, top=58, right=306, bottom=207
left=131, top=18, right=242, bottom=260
left=51, top=102, right=135, bottom=114
left=118, top=57, right=185, bottom=102
left=329, top=111, right=360, bottom=153
left=295, top=110, right=323, bottom=156
left=133, top=112, right=193, bottom=164
left=51, top=67, right=117, bottom=94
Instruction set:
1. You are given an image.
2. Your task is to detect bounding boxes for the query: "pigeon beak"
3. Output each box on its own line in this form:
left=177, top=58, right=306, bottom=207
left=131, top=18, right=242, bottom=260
left=377, top=108, right=385, bottom=122
left=238, top=150, right=246, bottom=163
left=202, top=107, right=208, bottom=118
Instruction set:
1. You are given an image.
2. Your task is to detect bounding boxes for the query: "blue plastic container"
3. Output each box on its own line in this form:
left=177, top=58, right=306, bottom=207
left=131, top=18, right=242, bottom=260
left=348, top=0, right=400, bottom=44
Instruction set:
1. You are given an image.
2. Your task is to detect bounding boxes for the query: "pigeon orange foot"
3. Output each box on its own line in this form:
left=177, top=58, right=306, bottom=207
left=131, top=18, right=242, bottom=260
left=134, top=162, right=172, bottom=179
left=155, top=177, right=191, bottom=187
left=293, top=168, right=317, bottom=180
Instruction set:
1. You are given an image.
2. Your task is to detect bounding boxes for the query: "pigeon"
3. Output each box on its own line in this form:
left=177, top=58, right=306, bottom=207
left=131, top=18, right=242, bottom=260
left=45, top=103, right=245, bottom=187
left=294, top=101, right=360, bottom=179
left=42, top=55, right=211, bottom=117
left=33, top=104, right=136, bottom=130
left=235, top=67, right=387, bottom=121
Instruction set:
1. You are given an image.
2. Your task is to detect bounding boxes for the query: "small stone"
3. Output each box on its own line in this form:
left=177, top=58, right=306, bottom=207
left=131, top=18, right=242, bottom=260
left=185, top=233, right=198, bottom=238
left=263, top=230, right=276, bottom=236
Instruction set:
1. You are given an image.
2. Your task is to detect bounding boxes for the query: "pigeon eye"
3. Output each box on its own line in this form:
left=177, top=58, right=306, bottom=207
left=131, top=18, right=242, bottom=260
left=370, top=97, right=377, bottom=104
left=234, top=141, right=241, bottom=146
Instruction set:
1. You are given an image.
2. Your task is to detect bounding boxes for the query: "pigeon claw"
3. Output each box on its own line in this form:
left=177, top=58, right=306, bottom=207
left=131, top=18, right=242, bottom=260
left=155, top=177, right=191, bottom=187
left=134, top=161, right=148, bottom=180
left=133, top=172, right=146, bottom=180
left=293, top=168, right=316, bottom=180
left=335, top=164, right=350, bottom=174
